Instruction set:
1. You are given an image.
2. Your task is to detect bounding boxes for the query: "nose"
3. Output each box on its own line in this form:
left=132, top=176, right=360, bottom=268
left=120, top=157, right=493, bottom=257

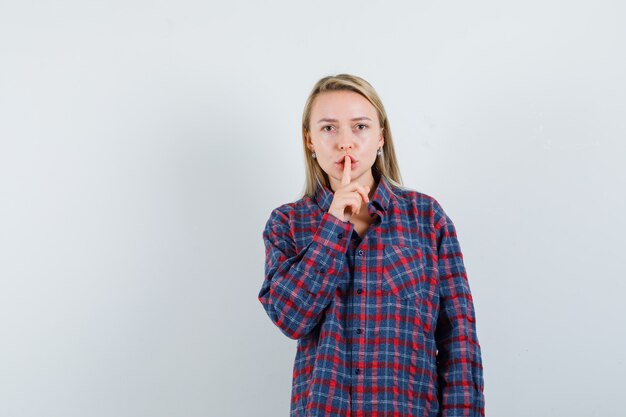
left=338, top=130, right=355, bottom=151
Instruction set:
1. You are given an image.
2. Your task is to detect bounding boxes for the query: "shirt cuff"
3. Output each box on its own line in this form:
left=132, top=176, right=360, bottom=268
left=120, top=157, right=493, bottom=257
left=294, top=212, right=353, bottom=296
left=312, top=212, right=354, bottom=254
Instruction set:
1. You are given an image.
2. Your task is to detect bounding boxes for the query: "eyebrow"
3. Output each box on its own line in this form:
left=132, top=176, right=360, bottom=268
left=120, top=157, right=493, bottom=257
left=316, top=117, right=372, bottom=124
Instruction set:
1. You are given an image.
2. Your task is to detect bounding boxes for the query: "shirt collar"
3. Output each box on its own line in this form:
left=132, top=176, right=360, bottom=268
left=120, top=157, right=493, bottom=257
left=314, top=173, right=393, bottom=218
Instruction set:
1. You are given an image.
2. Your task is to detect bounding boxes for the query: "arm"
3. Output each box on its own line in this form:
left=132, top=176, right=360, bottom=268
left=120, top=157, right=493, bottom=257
left=258, top=207, right=353, bottom=340
left=433, top=202, right=485, bottom=416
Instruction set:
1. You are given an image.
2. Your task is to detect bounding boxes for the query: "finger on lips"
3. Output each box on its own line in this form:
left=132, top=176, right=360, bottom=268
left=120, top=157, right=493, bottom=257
left=341, top=155, right=351, bottom=186
left=338, top=154, right=372, bottom=216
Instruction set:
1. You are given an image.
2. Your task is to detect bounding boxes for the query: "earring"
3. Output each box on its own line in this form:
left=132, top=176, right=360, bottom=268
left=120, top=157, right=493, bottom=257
left=377, top=148, right=383, bottom=156
left=312, top=152, right=316, bottom=159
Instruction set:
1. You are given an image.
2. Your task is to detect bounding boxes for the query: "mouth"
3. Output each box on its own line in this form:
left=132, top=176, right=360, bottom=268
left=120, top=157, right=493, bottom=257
left=337, top=159, right=358, bottom=169
left=336, top=155, right=357, bottom=164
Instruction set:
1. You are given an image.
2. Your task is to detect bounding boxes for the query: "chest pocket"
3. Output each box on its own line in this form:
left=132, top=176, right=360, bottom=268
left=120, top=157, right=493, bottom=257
left=382, top=244, right=432, bottom=300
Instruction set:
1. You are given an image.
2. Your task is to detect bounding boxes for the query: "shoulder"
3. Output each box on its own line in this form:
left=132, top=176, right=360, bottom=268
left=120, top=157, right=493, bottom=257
left=392, top=184, right=438, bottom=208
left=264, top=195, right=314, bottom=230
left=390, top=184, right=449, bottom=229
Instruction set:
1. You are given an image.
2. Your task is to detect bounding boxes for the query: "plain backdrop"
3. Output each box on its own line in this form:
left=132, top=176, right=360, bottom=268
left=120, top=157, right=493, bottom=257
left=1, top=1, right=625, bottom=416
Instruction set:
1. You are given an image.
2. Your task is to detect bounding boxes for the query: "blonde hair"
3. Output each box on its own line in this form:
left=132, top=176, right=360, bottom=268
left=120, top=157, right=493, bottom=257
left=300, top=74, right=405, bottom=198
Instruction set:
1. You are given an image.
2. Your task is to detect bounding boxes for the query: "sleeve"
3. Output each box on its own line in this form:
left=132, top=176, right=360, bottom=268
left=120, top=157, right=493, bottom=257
left=433, top=201, right=485, bottom=416
left=258, top=207, right=353, bottom=340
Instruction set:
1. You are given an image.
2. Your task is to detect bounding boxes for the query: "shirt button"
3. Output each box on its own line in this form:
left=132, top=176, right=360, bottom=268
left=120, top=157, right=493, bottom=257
left=337, top=233, right=344, bottom=239
left=357, top=249, right=364, bottom=256
left=355, top=369, right=361, bottom=375
left=318, top=268, right=326, bottom=274
left=356, top=328, right=363, bottom=334
left=357, top=288, right=363, bottom=294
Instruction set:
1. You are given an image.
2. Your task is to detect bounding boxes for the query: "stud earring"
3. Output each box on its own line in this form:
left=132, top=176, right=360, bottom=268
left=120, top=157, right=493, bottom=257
left=312, top=152, right=316, bottom=159
left=377, top=148, right=383, bottom=156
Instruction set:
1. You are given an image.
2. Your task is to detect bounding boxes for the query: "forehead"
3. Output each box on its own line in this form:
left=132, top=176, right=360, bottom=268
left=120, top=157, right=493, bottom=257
left=310, top=90, right=378, bottom=120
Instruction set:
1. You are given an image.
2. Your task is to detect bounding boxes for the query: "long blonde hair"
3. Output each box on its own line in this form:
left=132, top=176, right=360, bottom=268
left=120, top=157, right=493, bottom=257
left=301, top=74, right=405, bottom=198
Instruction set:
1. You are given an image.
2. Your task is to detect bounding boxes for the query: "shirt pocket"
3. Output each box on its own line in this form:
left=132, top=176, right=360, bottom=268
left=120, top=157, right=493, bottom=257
left=382, top=244, right=430, bottom=301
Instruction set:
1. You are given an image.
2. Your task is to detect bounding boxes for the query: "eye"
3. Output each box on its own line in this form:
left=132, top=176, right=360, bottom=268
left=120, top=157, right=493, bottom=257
left=356, top=124, right=368, bottom=130
left=322, top=125, right=334, bottom=132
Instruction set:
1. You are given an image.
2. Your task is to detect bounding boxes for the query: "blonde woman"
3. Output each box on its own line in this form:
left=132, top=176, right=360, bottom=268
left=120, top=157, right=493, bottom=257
left=258, top=74, right=485, bottom=416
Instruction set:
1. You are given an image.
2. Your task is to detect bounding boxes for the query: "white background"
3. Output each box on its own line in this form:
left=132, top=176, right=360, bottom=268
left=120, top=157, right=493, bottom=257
left=1, top=1, right=625, bottom=416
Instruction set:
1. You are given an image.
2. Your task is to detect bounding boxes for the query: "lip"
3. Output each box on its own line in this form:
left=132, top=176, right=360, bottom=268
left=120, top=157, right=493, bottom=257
left=336, top=155, right=357, bottom=163
left=336, top=159, right=358, bottom=170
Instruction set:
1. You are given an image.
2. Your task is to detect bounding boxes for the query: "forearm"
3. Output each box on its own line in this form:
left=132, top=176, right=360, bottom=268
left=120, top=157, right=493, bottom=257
left=259, top=210, right=352, bottom=340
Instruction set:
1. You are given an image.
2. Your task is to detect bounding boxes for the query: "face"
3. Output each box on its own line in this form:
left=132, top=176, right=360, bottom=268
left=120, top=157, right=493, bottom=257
left=306, top=90, right=384, bottom=192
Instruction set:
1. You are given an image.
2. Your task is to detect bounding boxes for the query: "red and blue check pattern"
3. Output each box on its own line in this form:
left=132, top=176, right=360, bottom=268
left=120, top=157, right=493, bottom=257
left=259, top=174, right=484, bottom=416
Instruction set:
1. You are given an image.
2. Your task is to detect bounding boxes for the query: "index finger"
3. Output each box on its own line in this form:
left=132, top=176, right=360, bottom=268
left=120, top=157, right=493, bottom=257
left=341, top=155, right=351, bottom=186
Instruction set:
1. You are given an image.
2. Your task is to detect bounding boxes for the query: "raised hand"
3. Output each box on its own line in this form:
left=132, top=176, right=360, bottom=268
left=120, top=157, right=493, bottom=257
left=328, top=155, right=370, bottom=222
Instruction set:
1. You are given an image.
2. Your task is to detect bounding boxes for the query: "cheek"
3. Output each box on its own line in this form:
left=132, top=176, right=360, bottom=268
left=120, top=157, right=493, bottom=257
left=366, top=137, right=381, bottom=154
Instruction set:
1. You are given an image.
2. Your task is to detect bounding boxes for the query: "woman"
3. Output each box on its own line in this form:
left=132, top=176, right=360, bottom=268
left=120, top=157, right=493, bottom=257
left=258, top=74, right=485, bottom=416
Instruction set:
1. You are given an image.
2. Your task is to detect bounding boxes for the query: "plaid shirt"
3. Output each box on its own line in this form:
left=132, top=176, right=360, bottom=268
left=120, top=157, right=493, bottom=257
left=259, top=174, right=484, bottom=417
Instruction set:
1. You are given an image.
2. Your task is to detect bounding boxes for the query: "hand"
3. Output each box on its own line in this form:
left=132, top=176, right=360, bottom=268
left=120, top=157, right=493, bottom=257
left=328, top=155, right=370, bottom=222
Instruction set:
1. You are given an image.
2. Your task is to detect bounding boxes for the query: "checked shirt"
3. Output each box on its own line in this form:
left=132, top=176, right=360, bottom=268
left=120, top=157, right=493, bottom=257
left=258, top=174, right=484, bottom=417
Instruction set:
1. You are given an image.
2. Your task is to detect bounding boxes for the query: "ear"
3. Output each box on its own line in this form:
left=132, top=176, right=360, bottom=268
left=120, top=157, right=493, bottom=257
left=305, top=132, right=314, bottom=151
left=378, top=128, right=385, bottom=148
